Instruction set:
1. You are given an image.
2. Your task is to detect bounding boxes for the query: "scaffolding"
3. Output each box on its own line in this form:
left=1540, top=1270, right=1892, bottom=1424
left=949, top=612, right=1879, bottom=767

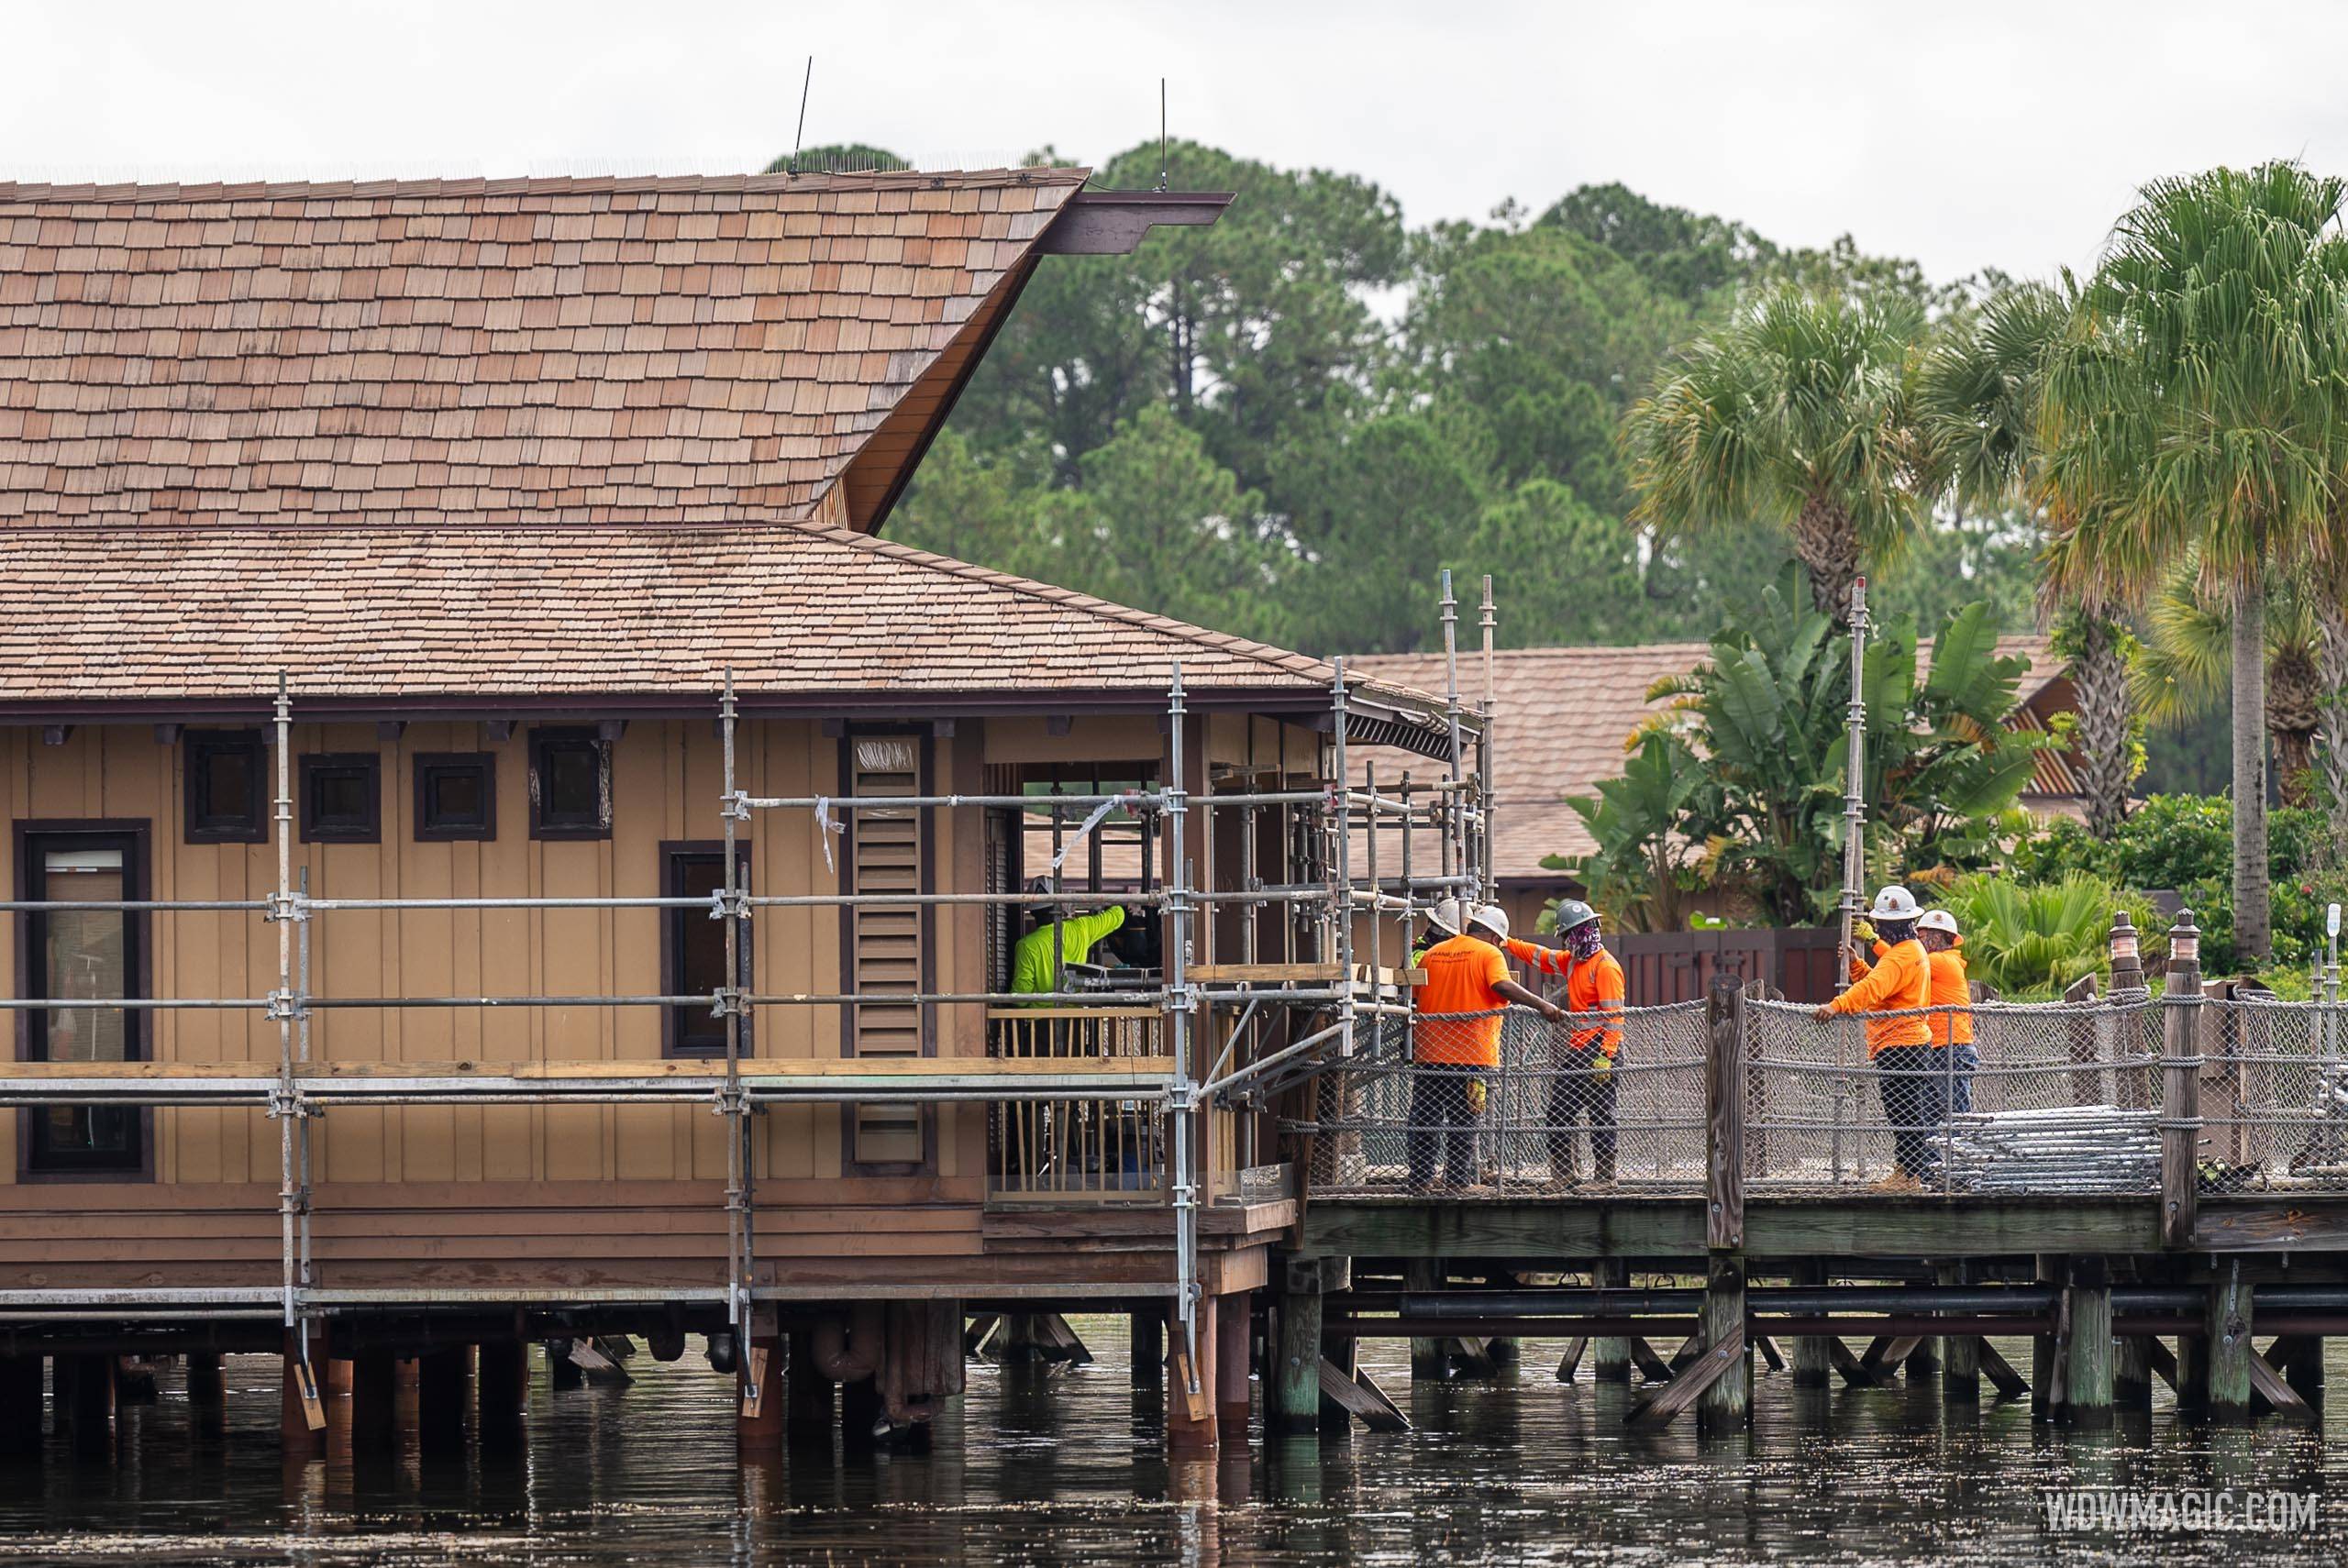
left=0, top=630, right=1491, bottom=1396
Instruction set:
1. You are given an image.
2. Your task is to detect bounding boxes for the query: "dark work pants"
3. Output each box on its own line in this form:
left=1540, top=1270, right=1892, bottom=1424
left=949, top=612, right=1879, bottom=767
left=1546, top=1045, right=1618, bottom=1180
left=1876, top=1043, right=1950, bottom=1178
left=1406, top=1067, right=1486, bottom=1189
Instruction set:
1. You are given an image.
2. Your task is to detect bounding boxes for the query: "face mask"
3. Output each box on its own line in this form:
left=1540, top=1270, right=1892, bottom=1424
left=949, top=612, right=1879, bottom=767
left=1567, top=922, right=1603, bottom=959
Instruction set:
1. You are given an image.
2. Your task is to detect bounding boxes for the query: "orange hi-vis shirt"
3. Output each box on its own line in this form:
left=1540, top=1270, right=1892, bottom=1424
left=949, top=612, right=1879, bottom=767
left=1503, top=938, right=1626, bottom=1058
left=1413, top=933, right=1510, bottom=1067
left=1849, top=939, right=1974, bottom=1046
left=1826, top=936, right=1933, bottom=1055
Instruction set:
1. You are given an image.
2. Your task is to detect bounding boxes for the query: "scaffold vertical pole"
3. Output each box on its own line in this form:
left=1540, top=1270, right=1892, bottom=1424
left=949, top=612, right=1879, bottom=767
left=1332, top=659, right=1356, bottom=1060
left=721, top=670, right=750, bottom=1334
left=273, top=674, right=298, bottom=1332
left=1166, top=663, right=1199, bottom=1386
left=1837, top=578, right=1871, bottom=978
left=1479, top=574, right=1497, bottom=903
left=296, top=866, right=315, bottom=1289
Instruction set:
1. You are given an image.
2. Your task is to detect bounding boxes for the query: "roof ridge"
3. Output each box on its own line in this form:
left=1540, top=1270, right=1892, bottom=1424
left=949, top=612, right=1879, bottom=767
left=783, top=518, right=1335, bottom=680
left=0, top=168, right=1091, bottom=204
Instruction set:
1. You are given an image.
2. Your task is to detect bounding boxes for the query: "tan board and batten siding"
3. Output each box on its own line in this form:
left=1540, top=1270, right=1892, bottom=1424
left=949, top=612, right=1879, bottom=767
left=0, top=711, right=1326, bottom=1285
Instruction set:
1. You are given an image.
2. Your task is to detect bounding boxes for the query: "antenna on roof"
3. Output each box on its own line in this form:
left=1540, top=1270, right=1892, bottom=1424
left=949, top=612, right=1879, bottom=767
left=789, top=57, right=814, bottom=175
left=1157, top=78, right=1168, bottom=193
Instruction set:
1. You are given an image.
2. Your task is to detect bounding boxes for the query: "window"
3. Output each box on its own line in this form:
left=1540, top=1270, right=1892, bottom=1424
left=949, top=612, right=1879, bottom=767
left=414, top=753, right=496, bottom=841
left=183, top=730, right=267, bottom=843
left=299, top=754, right=381, bottom=844
left=530, top=728, right=610, bottom=840
left=845, top=732, right=927, bottom=1168
left=21, top=827, right=147, bottom=1176
left=664, top=844, right=751, bottom=1056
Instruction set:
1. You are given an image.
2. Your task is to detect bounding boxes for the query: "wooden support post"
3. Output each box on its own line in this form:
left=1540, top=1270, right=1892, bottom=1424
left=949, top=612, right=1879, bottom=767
left=1404, top=1258, right=1446, bottom=1380
left=2160, top=913, right=2202, bottom=1250
left=1129, top=1306, right=1164, bottom=1390
left=840, top=1375, right=882, bottom=1450
left=1316, top=1359, right=1410, bottom=1432
left=1706, top=974, right=1745, bottom=1252
left=186, top=1352, right=227, bottom=1438
left=1976, top=1337, right=2030, bottom=1400
left=1755, top=1336, right=1786, bottom=1373
left=475, top=1340, right=526, bottom=1452
left=2206, top=1261, right=2253, bottom=1423
left=2175, top=1331, right=2210, bottom=1418
left=1905, top=1337, right=1940, bottom=1380
left=548, top=1340, right=584, bottom=1390
left=2114, top=1334, right=2153, bottom=1414
left=57, top=1353, right=115, bottom=1457
left=1319, top=1325, right=1357, bottom=1436
left=1555, top=1337, right=1588, bottom=1384
left=2032, top=1254, right=2064, bottom=1423
left=785, top=1330, right=833, bottom=1448
left=416, top=1346, right=471, bottom=1454
left=0, top=1355, right=44, bottom=1459
left=2279, top=1334, right=2325, bottom=1414
left=1216, top=1291, right=1254, bottom=1435
left=2246, top=1341, right=2319, bottom=1424
left=1592, top=1258, right=1631, bottom=1384
left=1699, top=1253, right=1749, bottom=1433
left=349, top=1350, right=400, bottom=1456
left=1273, top=1289, right=1324, bottom=1435
left=1629, top=1338, right=1677, bottom=1384
left=1627, top=1331, right=1745, bottom=1431
left=1168, top=1296, right=1219, bottom=1455
left=1790, top=1262, right=1833, bottom=1388
left=2063, top=1256, right=2113, bottom=1428
left=1937, top=1264, right=1979, bottom=1402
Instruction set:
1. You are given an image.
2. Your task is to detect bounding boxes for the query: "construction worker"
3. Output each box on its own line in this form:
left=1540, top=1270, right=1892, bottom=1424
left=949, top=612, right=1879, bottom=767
left=1814, top=885, right=1944, bottom=1190
left=1011, top=878, right=1132, bottom=1002
left=1846, top=905, right=1977, bottom=1111
left=1500, top=900, right=1625, bottom=1188
left=1411, top=897, right=1462, bottom=966
left=1410, top=904, right=1565, bottom=1192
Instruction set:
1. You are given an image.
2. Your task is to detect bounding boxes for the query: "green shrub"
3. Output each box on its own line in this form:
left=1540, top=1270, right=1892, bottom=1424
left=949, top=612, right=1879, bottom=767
left=1936, top=872, right=2157, bottom=999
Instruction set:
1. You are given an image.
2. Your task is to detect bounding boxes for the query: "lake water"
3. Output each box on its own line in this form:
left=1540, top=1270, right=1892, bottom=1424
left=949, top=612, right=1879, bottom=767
left=4, top=1326, right=2346, bottom=1563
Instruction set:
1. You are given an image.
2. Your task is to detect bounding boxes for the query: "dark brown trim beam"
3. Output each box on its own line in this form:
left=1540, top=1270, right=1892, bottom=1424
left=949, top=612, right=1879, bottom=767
left=1034, top=191, right=1234, bottom=254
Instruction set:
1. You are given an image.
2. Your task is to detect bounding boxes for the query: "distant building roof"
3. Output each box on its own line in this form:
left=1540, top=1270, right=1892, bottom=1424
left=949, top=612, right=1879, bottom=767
left=1349, top=635, right=2077, bottom=885
left=0, top=169, right=1088, bottom=535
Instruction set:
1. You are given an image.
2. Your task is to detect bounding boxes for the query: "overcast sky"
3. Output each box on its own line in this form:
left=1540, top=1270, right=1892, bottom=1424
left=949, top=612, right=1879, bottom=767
left=12, top=1, right=2348, bottom=283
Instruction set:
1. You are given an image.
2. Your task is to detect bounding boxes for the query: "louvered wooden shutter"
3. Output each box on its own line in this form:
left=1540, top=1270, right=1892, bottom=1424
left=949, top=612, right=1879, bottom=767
left=849, top=735, right=925, bottom=1165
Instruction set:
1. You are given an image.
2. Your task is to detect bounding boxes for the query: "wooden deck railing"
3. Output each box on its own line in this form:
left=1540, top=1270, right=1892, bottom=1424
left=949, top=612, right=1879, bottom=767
left=987, top=1008, right=1168, bottom=1203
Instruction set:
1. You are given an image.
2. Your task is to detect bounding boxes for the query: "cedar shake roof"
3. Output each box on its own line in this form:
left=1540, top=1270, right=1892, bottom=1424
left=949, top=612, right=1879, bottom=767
left=1350, top=636, right=2077, bottom=881
left=0, top=523, right=1387, bottom=708
left=0, top=170, right=1085, bottom=534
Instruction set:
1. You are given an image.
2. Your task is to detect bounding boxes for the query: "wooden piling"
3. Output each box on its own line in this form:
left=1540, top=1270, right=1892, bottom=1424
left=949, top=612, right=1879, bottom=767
left=1790, top=1261, right=1832, bottom=1388
left=839, top=1375, right=883, bottom=1450
left=1130, top=1305, right=1164, bottom=1389
left=475, top=1340, right=526, bottom=1452
left=0, top=1354, right=43, bottom=1459
left=2159, top=913, right=2202, bottom=1249
left=186, top=1352, right=227, bottom=1438
left=2280, top=1334, right=2325, bottom=1413
left=1938, top=1264, right=1979, bottom=1402
left=1319, top=1323, right=1358, bottom=1436
left=2063, top=1256, right=2114, bottom=1427
left=784, top=1330, right=832, bottom=1448
left=349, top=1350, right=400, bottom=1455
left=2032, top=1254, right=2064, bottom=1423
left=1273, top=1288, right=1324, bottom=1435
left=548, top=1340, right=584, bottom=1390
left=1698, top=1254, right=1749, bottom=1433
left=1168, top=1296, right=1220, bottom=1454
left=1592, top=1258, right=1632, bottom=1384
left=417, top=1346, right=471, bottom=1454
left=1216, top=1291, right=1254, bottom=1434
left=57, top=1353, right=115, bottom=1457
left=1404, top=1258, right=1446, bottom=1380
left=2205, top=1262, right=2253, bottom=1422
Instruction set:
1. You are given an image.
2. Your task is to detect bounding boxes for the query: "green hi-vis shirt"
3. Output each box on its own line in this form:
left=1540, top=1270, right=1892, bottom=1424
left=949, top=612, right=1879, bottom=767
left=1011, top=906, right=1128, bottom=1000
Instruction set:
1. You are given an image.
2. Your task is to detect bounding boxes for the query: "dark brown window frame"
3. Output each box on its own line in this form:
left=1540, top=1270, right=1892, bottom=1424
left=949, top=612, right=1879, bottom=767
left=661, top=840, right=752, bottom=1058
left=299, top=752, right=382, bottom=845
left=413, top=752, right=497, bottom=842
left=183, top=729, right=269, bottom=844
left=529, top=727, right=611, bottom=841
left=16, top=819, right=154, bottom=1183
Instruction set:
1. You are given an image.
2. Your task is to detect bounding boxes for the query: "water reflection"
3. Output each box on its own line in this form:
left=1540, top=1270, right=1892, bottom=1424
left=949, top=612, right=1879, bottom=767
left=2, top=1331, right=2347, bottom=1562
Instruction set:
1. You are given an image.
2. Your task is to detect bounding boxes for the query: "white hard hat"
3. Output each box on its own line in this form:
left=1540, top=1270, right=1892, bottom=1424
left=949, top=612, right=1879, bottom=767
left=1427, top=898, right=1463, bottom=935
left=1869, top=885, right=1922, bottom=922
left=1471, top=903, right=1511, bottom=940
left=1918, top=909, right=1960, bottom=936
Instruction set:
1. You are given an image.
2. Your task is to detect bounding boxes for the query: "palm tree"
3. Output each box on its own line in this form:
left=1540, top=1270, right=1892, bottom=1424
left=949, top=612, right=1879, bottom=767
left=2317, top=550, right=2348, bottom=858
left=1623, top=285, right=1930, bottom=628
left=2038, top=162, right=2348, bottom=961
left=1918, top=281, right=2143, bottom=837
left=2133, top=557, right=2328, bottom=807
